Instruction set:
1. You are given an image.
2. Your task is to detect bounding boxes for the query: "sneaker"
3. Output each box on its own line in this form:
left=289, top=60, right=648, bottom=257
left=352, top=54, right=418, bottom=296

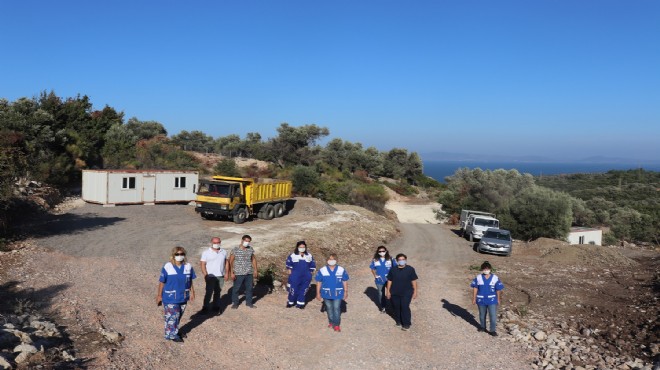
left=286, top=303, right=295, bottom=308
left=478, top=327, right=485, bottom=333
left=296, top=305, right=305, bottom=310
left=395, top=322, right=402, bottom=327
left=171, top=336, right=184, bottom=343
left=380, top=308, right=386, bottom=313
left=334, top=326, right=341, bottom=332
left=402, top=326, right=410, bottom=331
left=328, top=323, right=333, bottom=328
left=489, top=331, right=498, bottom=337
left=231, top=304, right=239, bottom=309
left=247, top=304, right=257, bottom=309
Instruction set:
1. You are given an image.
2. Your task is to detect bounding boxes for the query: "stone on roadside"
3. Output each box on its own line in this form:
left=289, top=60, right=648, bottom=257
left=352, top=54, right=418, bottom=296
left=13, top=343, right=38, bottom=354
left=100, top=328, right=124, bottom=344
left=0, top=354, right=10, bottom=370
left=534, top=331, right=548, bottom=341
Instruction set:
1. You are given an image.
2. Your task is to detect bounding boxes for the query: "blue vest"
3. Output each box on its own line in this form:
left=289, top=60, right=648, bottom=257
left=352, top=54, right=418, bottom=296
left=370, top=257, right=395, bottom=285
left=470, top=274, right=504, bottom=306
left=159, top=262, right=196, bottom=304
left=315, top=265, right=349, bottom=299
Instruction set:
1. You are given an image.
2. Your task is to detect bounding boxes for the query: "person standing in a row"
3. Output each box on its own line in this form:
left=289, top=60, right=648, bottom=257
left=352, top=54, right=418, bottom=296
left=316, top=253, right=349, bottom=332
left=286, top=241, right=316, bottom=309
left=386, top=253, right=418, bottom=331
left=157, top=246, right=196, bottom=342
left=229, top=235, right=258, bottom=309
left=200, top=236, right=229, bottom=314
left=471, top=261, right=504, bottom=336
left=369, top=245, right=396, bottom=313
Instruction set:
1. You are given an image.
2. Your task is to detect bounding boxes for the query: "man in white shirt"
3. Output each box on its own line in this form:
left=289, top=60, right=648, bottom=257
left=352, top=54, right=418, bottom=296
left=200, top=237, right=230, bottom=314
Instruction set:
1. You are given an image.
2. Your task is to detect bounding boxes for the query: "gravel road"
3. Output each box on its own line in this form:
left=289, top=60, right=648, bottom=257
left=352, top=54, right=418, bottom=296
left=8, top=202, right=534, bottom=369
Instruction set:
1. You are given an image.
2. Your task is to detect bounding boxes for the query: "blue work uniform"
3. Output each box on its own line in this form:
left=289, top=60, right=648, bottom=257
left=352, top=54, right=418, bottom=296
left=286, top=252, right=316, bottom=307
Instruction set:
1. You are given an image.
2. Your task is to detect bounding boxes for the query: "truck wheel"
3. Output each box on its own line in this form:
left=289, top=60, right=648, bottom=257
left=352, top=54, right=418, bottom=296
left=233, top=208, right=248, bottom=224
left=262, top=204, right=275, bottom=220
left=273, top=203, right=284, bottom=218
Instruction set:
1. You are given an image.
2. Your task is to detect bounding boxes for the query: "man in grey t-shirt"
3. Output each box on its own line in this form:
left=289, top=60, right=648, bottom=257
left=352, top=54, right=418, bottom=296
left=229, top=234, right=258, bottom=309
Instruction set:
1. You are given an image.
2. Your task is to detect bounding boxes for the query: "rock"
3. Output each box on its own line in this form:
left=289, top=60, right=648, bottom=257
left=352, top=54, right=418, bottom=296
left=62, top=350, right=76, bottom=361
left=14, top=343, right=38, bottom=354
left=272, top=280, right=282, bottom=288
left=581, top=328, right=592, bottom=336
left=0, top=354, right=10, bottom=370
left=100, top=328, right=124, bottom=344
left=535, top=331, right=548, bottom=341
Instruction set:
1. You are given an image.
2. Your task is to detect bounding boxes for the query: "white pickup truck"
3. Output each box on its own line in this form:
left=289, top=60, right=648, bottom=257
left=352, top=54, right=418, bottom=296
left=464, top=214, right=500, bottom=242
left=459, top=209, right=496, bottom=232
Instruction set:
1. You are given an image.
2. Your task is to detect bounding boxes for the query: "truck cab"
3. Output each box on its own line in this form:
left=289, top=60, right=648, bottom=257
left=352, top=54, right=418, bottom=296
left=195, top=179, right=244, bottom=220
left=465, top=215, right=500, bottom=242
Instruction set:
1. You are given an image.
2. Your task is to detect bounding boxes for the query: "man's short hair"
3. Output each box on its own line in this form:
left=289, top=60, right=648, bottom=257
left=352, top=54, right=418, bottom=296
left=395, top=253, right=407, bottom=260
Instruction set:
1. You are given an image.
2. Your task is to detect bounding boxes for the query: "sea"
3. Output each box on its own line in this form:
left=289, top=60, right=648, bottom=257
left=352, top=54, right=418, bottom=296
left=424, top=161, right=660, bottom=183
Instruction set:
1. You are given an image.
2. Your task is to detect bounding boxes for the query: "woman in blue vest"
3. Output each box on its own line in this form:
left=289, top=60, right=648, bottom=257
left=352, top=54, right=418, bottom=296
left=369, top=245, right=396, bottom=313
left=315, top=253, right=349, bottom=332
left=286, top=240, right=316, bottom=309
left=157, top=246, right=196, bottom=342
left=470, top=261, right=504, bottom=336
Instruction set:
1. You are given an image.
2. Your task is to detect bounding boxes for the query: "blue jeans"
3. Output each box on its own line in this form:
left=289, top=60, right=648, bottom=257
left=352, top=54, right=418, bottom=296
left=478, top=304, right=498, bottom=332
left=232, top=274, right=253, bottom=306
left=376, top=283, right=387, bottom=309
left=323, top=299, right=342, bottom=327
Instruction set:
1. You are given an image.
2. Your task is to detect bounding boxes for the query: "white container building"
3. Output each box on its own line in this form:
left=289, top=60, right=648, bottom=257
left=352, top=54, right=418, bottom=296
left=82, top=170, right=199, bottom=206
left=567, top=227, right=603, bottom=246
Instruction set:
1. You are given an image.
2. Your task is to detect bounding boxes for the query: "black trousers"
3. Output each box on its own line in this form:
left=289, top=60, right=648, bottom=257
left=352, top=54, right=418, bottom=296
left=391, top=293, right=413, bottom=326
left=203, top=275, right=224, bottom=309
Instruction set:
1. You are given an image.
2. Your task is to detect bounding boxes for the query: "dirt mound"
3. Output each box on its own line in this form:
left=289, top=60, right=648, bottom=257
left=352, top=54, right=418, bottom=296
left=288, top=197, right=337, bottom=216
left=540, top=244, right=639, bottom=268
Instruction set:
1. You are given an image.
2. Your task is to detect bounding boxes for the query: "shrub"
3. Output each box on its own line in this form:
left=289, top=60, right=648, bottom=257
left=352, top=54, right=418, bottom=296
left=213, top=158, right=241, bottom=177
left=350, top=183, right=389, bottom=214
left=292, top=166, right=320, bottom=196
left=507, top=187, right=572, bottom=241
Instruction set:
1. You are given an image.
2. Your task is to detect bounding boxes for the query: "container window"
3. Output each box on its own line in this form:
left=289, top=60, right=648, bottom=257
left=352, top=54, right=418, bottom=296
left=174, top=176, right=187, bottom=188
left=122, top=177, right=136, bottom=189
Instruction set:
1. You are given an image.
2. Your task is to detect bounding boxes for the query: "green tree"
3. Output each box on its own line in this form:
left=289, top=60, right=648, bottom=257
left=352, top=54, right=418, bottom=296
left=171, top=130, right=215, bottom=153
left=213, top=158, right=241, bottom=177
left=268, top=123, right=329, bottom=167
left=291, top=165, right=320, bottom=195
left=215, top=134, right=241, bottom=157
left=507, top=187, right=573, bottom=240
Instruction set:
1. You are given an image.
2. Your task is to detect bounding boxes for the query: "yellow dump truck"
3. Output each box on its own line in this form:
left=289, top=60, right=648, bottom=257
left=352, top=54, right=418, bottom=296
left=195, top=176, right=293, bottom=223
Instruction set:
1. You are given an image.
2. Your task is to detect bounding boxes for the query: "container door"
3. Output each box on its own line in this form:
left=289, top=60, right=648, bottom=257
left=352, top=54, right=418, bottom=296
left=143, top=175, right=156, bottom=203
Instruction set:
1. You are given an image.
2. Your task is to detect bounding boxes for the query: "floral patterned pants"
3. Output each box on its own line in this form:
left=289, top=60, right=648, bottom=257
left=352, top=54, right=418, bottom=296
left=163, top=303, right=187, bottom=339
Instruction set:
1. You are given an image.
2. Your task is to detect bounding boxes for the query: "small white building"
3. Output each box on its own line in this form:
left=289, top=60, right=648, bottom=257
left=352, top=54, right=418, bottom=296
left=567, top=227, right=602, bottom=246
left=82, top=170, right=199, bottom=206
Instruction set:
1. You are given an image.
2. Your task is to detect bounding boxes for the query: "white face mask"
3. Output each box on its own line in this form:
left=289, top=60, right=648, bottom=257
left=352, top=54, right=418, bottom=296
left=482, top=270, right=491, bottom=275
left=298, top=247, right=306, bottom=253
left=174, top=255, right=185, bottom=262
left=212, top=243, right=221, bottom=249
left=242, top=241, right=250, bottom=247
left=378, top=251, right=386, bottom=257
left=327, top=260, right=337, bottom=266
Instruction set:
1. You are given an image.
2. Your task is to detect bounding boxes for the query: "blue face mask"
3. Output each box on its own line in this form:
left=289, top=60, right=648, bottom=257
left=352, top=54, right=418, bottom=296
left=397, top=260, right=407, bottom=266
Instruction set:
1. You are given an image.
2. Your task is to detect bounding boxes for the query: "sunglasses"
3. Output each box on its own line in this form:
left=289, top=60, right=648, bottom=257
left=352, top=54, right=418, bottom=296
left=175, top=253, right=186, bottom=256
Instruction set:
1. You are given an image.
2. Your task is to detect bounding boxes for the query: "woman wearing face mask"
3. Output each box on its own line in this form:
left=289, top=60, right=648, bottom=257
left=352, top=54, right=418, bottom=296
left=315, top=254, right=349, bottom=332
left=369, top=246, right=396, bottom=313
left=157, top=246, right=196, bottom=342
left=386, top=253, right=418, bottom=331
left=470, top=261, right=504, bottom=336
left=285, top=241, right=316, bottom=309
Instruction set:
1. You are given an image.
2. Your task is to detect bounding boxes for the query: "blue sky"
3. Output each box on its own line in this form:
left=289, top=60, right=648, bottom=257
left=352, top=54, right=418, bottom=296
left=1, top=1, right=659, bottom=161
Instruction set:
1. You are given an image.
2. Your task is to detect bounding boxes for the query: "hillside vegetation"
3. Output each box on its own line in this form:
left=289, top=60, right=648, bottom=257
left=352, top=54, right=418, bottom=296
left=439, top=168, right=659, bottom=245
left=0, top=92, right=441, bottom=244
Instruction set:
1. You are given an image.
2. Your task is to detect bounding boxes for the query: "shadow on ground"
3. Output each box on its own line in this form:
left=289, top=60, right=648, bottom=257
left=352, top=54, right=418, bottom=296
left=441, top=298, right=481, bottom=329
